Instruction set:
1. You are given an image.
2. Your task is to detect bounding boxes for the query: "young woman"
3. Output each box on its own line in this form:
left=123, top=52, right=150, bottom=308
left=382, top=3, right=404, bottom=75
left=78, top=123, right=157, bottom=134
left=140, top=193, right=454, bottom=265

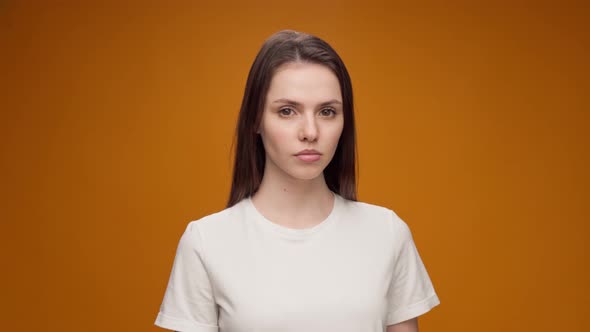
left=155, top=30, right=440, bottom=332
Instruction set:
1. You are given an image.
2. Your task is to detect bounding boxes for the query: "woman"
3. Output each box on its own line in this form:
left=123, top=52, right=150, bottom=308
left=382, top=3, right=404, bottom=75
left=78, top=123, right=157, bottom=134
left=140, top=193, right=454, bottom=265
left=155, top=30, right=440, bottom=332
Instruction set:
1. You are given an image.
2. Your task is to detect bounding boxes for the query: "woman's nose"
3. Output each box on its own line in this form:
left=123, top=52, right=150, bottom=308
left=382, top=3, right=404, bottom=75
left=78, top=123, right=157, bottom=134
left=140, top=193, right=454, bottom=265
left=299, top=114, right=318, bottom=142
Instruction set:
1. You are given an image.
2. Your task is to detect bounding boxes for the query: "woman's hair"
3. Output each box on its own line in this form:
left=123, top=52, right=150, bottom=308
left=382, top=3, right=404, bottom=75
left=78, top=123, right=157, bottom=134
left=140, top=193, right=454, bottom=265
left=226, top=30, right=358, bottom=208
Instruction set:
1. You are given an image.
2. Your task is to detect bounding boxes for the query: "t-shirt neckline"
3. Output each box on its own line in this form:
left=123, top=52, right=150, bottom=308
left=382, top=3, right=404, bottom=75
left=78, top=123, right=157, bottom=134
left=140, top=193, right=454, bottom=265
left=245, top=191, right=342, bottom=240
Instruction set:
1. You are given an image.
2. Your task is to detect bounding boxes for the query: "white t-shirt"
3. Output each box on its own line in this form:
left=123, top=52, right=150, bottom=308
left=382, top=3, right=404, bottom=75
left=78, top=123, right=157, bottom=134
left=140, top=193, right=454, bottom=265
left=155, top=192, right=440, bottom=332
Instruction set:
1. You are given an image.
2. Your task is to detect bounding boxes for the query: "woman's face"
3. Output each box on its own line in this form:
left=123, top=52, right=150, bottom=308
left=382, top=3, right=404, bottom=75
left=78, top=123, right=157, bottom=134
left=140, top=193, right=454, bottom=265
left=258, top=62, right=344, bottom=181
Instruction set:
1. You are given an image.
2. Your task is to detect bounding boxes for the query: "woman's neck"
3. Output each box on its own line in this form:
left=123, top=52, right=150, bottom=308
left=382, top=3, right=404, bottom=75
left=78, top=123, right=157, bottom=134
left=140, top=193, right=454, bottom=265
left=251, top=169, right=335, bottom=230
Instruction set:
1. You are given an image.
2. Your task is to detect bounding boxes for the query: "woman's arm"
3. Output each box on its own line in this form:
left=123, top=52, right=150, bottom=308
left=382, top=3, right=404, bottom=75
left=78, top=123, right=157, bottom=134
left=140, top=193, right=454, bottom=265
left=386, top=317, right=418, bottom=332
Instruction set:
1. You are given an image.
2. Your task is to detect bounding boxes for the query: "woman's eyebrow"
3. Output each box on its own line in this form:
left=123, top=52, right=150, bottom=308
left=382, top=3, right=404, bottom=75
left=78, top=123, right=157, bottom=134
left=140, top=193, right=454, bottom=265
left=271, top=98, right=342, bottom=106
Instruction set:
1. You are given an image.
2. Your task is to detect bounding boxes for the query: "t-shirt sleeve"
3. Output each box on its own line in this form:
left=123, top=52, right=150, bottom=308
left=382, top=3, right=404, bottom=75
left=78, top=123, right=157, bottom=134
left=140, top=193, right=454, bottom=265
left=386, top=210, right=440, bottom=326
left=155, top=221, right=219, bottom=332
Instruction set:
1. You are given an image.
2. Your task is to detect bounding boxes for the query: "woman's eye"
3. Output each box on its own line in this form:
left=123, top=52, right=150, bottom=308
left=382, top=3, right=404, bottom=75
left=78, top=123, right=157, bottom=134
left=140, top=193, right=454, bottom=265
left=279, top=108, right=294, bottom=116
left=320, top=108, right=336, bottom=116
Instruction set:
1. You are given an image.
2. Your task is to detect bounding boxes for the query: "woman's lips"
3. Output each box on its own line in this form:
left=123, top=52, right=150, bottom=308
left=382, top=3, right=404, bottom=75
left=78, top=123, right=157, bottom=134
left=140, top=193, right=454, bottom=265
left=296, top=154, right=321, bottom=162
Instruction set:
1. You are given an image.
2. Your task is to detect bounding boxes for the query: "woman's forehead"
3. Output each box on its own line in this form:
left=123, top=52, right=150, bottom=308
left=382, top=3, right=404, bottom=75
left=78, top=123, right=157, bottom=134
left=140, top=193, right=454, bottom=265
left=266, top=63, right=342, bottom=104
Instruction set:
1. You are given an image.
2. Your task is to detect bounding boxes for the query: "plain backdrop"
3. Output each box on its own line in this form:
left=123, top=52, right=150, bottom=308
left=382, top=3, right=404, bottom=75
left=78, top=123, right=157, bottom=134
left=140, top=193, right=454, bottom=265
left=1, top=1, right=588, bottom=331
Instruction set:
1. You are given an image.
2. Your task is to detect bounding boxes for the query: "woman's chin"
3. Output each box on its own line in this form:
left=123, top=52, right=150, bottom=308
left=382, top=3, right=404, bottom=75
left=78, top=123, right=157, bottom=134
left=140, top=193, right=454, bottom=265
left=287, top=169, right=326, bottom=182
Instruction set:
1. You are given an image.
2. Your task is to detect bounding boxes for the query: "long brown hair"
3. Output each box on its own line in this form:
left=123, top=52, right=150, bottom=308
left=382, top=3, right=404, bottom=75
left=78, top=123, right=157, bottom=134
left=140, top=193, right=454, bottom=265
left=226, top=30, right=358, bottom=207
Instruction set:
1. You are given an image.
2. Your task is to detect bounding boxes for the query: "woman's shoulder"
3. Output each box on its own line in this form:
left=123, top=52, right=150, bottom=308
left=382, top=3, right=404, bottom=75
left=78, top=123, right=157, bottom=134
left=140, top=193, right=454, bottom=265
left=342, top=196, right=394, bottom=220
left=183, top=199, right=248, bottom=234
left=341, top=196, right=409, bottom=234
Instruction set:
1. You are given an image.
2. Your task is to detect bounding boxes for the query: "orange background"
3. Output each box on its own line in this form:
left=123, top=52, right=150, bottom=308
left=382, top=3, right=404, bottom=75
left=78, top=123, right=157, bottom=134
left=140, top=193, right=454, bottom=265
left=1, top=1, right=588, bottom=331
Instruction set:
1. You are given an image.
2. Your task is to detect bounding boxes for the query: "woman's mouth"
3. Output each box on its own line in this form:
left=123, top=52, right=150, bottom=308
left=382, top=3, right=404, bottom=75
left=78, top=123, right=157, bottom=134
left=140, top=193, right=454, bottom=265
left=295, top=154, right=321, bottom=162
